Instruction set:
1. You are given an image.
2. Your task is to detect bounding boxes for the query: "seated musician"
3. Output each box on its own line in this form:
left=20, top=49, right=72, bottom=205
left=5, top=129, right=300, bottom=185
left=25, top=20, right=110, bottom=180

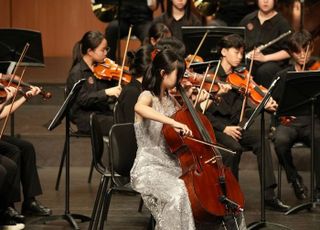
left=116, top=45, right=153, bottom=123
left=66, top=31, right=122, bottom=136
left=0, top=79, right=52, bottom=226
left=153, top=0, right=201, bottom=42
left=143, top=22, right=172, bottom=47
left=104, top=0, right=159, bottom=60
left=272, top=30, right=320, bottom=201
left=204, top=34, right=290, bottom=212
left=131, top=47, right=246, bottom=230
left=239, top=0, right=291, bottom=88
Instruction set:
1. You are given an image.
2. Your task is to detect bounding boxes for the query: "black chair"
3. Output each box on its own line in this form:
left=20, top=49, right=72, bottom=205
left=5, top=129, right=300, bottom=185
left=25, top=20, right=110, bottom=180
left=88, top=113, right=138, bottom=230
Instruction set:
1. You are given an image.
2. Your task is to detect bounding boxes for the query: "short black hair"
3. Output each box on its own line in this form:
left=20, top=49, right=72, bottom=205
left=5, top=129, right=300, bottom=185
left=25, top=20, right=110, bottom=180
left=217, top=34, right=245, bottom=57
left=287, top=30, right=313, bottom=54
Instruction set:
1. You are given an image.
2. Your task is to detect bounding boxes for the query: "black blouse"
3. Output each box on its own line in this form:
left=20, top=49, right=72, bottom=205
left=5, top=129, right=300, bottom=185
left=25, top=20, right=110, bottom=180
left=239, top=10, right=292, bottom=55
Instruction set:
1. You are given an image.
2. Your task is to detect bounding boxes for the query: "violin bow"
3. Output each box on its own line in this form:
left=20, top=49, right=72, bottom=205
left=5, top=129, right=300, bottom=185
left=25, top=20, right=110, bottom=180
left=187, top=30, right=208, bottom=69
left=302, top=43, right=310, bottom=71
left=193, top=63, right=210, bottom=108
left=239, top=48, right=255, bottom=123
left=0, top=43, right=30, bottom=139
left=202, top=60, right=221, bottom=114
left=118, top=25, right=133, bottom=87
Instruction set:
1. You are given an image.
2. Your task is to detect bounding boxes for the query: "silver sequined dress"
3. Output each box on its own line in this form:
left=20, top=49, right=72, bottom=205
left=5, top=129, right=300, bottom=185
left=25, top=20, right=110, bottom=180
left=130, top=91, right=195, bottom=230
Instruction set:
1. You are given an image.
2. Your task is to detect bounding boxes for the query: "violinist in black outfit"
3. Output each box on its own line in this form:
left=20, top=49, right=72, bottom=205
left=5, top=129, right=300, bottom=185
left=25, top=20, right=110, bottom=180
left=272, top=30, right=320, bottom=201
left=204, top=34, right=290, bottom=212
left=0, top=79, right=51, bottom=226
left=66, top=31, right=122, bottom=135
left=116, top=45, right=153, bottom=123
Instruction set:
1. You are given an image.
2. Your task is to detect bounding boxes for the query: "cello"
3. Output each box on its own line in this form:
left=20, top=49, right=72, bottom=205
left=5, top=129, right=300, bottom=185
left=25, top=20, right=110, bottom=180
left=162, top=84, right=244, bottom=222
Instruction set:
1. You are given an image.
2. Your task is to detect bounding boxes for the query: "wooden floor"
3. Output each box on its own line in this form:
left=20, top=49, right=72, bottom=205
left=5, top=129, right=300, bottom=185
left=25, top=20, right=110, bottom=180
left=18, top=167, right=320, bottom=230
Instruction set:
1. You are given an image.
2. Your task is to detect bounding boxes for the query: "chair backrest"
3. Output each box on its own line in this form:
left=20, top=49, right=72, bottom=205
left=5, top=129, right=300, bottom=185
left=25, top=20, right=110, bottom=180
left=113, top=101, right=120, bottom=124
left=90, top=112, right=106, bottom=175
left=108, top=123, right=137, bottom=177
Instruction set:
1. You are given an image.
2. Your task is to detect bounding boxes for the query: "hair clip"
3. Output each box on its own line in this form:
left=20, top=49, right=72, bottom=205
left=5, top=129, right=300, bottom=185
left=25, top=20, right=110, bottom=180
left=151, top=49, right=160, bottom=61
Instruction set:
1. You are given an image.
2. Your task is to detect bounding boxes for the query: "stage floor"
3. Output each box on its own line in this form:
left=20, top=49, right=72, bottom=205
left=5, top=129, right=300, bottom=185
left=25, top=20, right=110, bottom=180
left=19, top=167, right=320, bottom=230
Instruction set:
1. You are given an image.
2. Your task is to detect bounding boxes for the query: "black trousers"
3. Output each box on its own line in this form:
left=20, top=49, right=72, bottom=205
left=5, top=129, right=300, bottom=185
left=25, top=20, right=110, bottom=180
left=0, top=155, right=18, bottom=210
left=215, top=128, right=277, bottom=199
left=252, top=61, right=284, bottom=88
left=0, top=135, right=42, bottom=202
left=274, top=121, right=320, bottom=189
left=105, top=19, right=152, bottom=60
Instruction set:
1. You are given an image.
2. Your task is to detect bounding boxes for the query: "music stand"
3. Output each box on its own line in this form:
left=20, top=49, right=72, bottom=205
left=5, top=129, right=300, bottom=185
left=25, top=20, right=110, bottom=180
left=0, top=28, right=44, bottom=67
left=276, top=70, right=320, bottom=215
left=33, top=79, right=91, bottom=229
left=245, top=77, right=291, bottom=230
left=182, top=26, right=246, bottom=63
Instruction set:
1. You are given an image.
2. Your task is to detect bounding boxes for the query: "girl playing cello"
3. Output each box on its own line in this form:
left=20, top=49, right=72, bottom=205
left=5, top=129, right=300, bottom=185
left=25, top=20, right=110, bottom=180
left=131, top=48, right=246, bottom=229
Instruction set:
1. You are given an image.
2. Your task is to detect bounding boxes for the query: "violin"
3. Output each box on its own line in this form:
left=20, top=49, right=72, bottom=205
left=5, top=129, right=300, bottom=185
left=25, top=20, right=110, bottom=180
left=162, top=84, right=244, bottom=221
left=0, top=74, right=52, bottom=100
left=185, top=54, right=204, bottom=67
left=184, top=69, right=241, bottom=94
left=93, top=58, right=132, bottom=85
left=0, top=83, right=27, bottom=101
left=308, top=60, right=320, bottom=71
left=226, top=69, right=267, bottom=106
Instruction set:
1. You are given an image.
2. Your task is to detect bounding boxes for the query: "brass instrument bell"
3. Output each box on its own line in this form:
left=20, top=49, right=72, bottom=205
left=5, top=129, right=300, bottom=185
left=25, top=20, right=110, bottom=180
left=91, top=0, right=118, bottom=22
left=193, top=0, right=220, bottom=16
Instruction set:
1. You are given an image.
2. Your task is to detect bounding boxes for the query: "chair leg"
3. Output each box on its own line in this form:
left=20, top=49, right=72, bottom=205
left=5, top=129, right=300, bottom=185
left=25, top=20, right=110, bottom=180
left=138, top=197, right=144, bottom=212
left=55, top=140, right=67, bottom=191
left=88, top=159, right=94, bottom=183
left=88, top=175, right=110, bottom=230
left=147, top=215, right=156, bottom=230
left=278, top=163, right=282, bottom=199
left=99, top=182, right=113, bottom=230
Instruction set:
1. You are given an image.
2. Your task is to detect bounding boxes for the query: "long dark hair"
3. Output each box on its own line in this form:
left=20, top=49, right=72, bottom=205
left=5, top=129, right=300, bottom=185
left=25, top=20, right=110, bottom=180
left=287, top=30, right=313, bottom=54
left=127, top=45, right=153, bottom=80
left=144, top=22, right=172, bottom=45
left=167, top=0, right=192, bottom=22
left=142, top=48, right=185, bottom=96
left=70, top=30, right=105, bottom=69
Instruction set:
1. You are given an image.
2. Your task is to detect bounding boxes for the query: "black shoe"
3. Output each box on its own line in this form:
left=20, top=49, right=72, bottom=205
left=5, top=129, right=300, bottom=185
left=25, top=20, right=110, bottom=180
left=0, top=210, right=25, bottom=229
left=292, top=178, right=307, bottom=200
left=21, top=200, right=52, bottom=216
left=265, top=198, right=290, bottom=212
left=6, top=207, right=25, bottom=223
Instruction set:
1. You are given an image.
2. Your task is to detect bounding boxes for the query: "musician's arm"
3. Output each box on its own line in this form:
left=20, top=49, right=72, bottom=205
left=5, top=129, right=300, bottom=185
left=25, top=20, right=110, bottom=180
left=263, top=50, right=290, bottom=62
